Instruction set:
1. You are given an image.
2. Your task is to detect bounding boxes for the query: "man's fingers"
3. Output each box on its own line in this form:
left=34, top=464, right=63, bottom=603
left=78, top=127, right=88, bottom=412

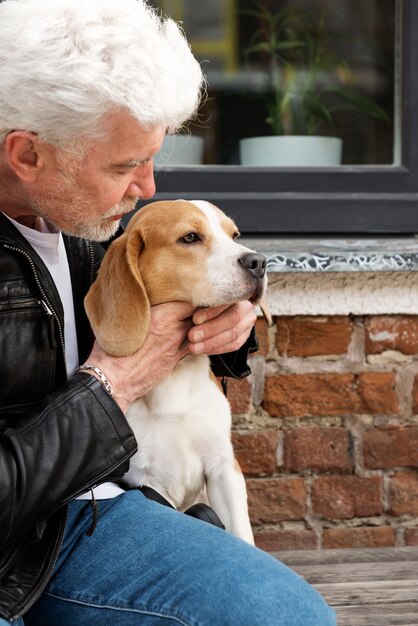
left=188, top=327, right=241, bottom=355
left=190, top=301, right=255, bottom=344
left=188, top=302, right=256, bottom=355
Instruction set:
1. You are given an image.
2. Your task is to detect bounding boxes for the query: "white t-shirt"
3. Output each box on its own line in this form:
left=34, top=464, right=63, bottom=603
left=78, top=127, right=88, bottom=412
left=4, top=213, right=125, bottom=500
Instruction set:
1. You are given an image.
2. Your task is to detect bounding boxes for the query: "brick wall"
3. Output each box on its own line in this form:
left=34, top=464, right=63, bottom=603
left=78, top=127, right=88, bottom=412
left=230, top=314, right=418, bottom=551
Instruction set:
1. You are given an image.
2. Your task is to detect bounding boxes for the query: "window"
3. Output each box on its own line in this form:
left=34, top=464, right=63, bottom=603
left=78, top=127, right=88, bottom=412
left=143, top=0, right=418, bottom=236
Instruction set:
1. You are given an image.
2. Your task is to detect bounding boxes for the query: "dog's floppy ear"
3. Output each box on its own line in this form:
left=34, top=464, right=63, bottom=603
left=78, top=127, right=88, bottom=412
left=84, top=229, right=150, bottom=356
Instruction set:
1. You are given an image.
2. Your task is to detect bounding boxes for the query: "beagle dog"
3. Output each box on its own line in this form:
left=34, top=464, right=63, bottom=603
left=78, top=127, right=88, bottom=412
left=85, top=199, right=267, bottom=544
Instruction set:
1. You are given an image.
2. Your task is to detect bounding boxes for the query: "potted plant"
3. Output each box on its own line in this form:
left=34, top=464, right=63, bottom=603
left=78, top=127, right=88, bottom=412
left=239, top=2, right=390, bottom=167
left=154, top=134, right=204, bottom=167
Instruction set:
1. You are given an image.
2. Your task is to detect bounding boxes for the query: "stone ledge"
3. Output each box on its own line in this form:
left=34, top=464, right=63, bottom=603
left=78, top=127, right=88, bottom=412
left=241, top=237, right=418, bottom=273
left=260, top=271, right=418, bottom=316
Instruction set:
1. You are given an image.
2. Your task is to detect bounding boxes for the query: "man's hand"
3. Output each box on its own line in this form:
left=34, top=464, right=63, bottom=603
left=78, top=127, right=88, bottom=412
left=86, top=301, right=195, bottom=413
left=85, top=300, right=256, bottom=413
left=188, top=300, right=257, bottom=355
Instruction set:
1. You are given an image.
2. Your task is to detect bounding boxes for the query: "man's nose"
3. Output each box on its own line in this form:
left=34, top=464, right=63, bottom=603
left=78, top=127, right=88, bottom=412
left=126, top=162, right=156, bottom=199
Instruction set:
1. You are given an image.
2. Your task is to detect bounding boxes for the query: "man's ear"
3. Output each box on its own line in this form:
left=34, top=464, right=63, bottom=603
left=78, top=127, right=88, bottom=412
left=5, top=131, right=45, bottom=182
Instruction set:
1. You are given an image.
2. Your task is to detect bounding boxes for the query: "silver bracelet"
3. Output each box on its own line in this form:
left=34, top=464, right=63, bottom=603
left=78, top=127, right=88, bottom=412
left=77, top=364, right=114, bottom=396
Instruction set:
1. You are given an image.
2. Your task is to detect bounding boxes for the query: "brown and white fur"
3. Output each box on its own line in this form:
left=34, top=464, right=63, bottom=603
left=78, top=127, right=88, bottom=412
left=85, top=199, right=267, bottom=544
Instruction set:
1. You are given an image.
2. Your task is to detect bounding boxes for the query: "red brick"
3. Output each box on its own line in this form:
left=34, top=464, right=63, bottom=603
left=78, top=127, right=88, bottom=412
left=247, top=478, right=306, bottom=523
left=227, top=377, right=252, bottom=415
left=312, top=476, right=382, bottom=520
left=405, top=528, right=418, bottom=546
left=263, top=372, right=398, bottom=417
left=364, top=427, right=418, bottom=469
left=357, top=372, right=399, bottom=414
left=276, top=316, right=353, bottom=357
left=365, top=315, right=418, bottom=355
left=264, top=373, right=357, bottom=417
left=388, top=472, right=418, bottom=516
left=254, top=529, right=317, bottom=552
left=323, top=526, right=395, bottom=549
left=254, top=318, right=269, bottom=357
left=232, top=430, right=277, bottom=476
left=284, top=427, right=353, bottom=471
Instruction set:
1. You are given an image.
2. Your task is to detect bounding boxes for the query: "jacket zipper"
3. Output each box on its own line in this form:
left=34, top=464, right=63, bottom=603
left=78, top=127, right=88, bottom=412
left=87, top=241, right=95, bottom=288
left=0, top=298, right=39, bottom=310
left=40, top=299, right=57, bottom=350
left=2, top=243, right=66, bottom=366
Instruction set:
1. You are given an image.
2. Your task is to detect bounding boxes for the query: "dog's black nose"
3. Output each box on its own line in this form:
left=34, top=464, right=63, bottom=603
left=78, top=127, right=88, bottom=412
left=239, top=253, right=267, bottom=278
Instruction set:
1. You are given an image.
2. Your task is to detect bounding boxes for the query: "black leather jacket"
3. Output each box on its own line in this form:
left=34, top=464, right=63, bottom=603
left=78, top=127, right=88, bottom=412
left=0, top=212, right=257, bottom=620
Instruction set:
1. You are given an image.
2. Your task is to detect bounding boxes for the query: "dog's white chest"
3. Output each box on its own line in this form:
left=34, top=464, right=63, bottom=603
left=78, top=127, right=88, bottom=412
left=124, top=355, right=231, bottom=510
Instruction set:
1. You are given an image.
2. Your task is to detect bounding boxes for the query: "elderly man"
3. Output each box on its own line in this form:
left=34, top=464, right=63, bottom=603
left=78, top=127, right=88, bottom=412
left=0, top=0, right=335, bottom=624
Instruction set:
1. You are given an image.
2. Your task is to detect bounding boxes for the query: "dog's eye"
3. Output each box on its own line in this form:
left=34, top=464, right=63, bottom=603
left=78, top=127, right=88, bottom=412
left=180, top=233, right=201, bottom=244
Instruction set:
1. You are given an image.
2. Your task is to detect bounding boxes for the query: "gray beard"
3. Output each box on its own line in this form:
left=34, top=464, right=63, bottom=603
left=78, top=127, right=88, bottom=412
left=27, top=195, right=137, bottom=242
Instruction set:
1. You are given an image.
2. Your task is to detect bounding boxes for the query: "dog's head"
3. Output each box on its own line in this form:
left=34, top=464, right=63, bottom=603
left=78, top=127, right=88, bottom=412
left=85, top=199, right=267, bottom=356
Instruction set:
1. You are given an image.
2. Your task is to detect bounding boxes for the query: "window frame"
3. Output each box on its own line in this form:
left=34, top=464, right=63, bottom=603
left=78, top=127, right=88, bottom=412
left=140, top=0, right=418, bottom=236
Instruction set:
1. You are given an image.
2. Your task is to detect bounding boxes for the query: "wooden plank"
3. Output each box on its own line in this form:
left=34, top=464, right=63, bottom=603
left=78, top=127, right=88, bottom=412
left=273, top=546, right=418, bottom=566
left=291, top=560, right=418, bottom=584
left=271, top=548, right=418, bottom=625
left=334, top=603, right=418, bottom=626
left=314, top=579, right=418, bottom=606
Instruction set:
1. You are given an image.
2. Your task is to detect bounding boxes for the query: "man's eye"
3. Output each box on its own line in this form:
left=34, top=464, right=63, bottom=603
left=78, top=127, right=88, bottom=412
left=180, top=233, right=201, bottom=244
left=112, top=169, right=131, bottom=177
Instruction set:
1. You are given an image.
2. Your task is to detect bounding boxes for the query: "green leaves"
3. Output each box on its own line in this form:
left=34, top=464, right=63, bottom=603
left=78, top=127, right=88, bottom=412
left=324, top=85, right=391, bottom=122
left=243, top=2, right=390, bottom=136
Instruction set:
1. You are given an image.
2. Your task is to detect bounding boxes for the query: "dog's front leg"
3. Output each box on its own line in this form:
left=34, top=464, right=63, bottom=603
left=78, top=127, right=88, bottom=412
left=206, top=461, right=254, bottom=545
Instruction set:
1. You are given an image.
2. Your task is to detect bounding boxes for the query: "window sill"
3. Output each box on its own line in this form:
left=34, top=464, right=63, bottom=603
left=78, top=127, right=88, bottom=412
left=240, top=237, right=418, bottom=273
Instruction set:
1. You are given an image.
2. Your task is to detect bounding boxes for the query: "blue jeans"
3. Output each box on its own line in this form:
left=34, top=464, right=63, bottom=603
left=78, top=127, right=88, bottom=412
left=9, top=490, right=335, bottom=625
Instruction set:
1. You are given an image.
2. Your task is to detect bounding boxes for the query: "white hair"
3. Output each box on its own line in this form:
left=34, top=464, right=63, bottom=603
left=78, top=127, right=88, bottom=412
left=0, top=0, right=204, bottom=145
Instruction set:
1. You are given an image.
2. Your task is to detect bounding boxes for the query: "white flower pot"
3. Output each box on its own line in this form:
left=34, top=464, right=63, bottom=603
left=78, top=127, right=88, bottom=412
left=239, top=135, right=343, bottom=167
left=154, top=135, right=204, bottom=166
